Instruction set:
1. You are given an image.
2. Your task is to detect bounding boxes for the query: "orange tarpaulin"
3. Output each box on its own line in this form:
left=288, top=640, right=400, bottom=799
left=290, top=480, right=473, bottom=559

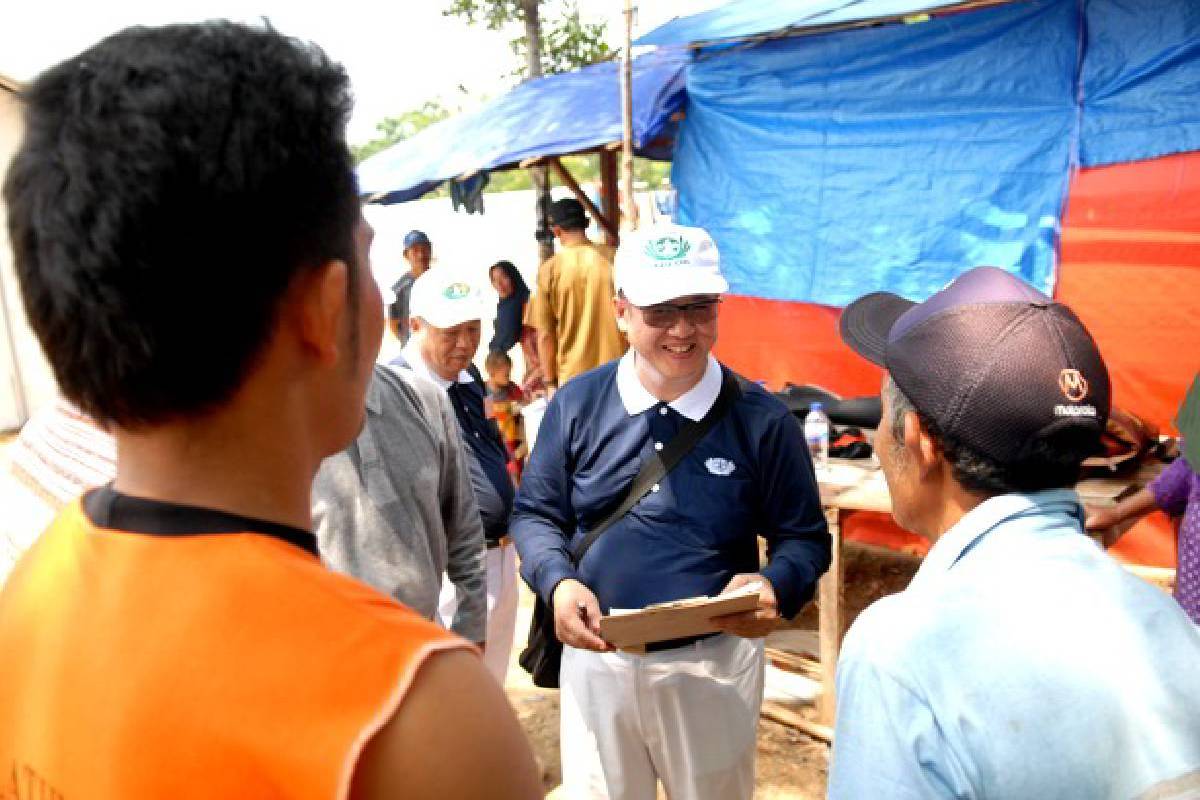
left=714, top=150, right=1200, bottom=569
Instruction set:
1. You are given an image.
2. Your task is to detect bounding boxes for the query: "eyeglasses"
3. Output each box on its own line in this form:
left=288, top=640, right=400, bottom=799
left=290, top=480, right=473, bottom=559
left=637, top=299, right=721, bottom=329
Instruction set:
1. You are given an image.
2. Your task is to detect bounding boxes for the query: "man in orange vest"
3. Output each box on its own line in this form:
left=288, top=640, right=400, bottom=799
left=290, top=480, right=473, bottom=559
left=0, top=21, right=541, bottom=800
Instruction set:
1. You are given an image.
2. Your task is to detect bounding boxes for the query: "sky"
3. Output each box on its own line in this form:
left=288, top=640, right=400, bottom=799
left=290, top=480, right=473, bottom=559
left=0, top=0, right=723, bottom=145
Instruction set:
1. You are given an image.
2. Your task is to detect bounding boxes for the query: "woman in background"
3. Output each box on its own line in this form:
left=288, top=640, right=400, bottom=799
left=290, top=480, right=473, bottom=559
left=488, top=260, right=543, bottom=393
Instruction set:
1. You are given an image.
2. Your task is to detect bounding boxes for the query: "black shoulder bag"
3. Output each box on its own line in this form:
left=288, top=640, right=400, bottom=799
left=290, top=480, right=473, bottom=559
left=518, top=372, right=742, bottom=688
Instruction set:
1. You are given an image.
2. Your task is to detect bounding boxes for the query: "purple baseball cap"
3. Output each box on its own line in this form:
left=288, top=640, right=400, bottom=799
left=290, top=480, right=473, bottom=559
left=839, top=267, right=1111, bottom=466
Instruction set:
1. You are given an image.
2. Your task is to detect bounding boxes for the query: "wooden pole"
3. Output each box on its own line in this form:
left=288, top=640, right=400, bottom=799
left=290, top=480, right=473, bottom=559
left=817, top=506, right=844, bottom=726
left=620, top=0, right=639, bottom=230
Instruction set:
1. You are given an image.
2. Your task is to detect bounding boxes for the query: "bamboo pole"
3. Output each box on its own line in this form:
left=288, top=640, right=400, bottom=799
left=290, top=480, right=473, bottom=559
left=620, top=0, right=639, bottom=230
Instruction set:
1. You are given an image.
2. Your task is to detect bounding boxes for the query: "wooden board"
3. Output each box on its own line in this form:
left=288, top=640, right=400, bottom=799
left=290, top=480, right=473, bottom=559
left=599, top=590, right=760, bottom=649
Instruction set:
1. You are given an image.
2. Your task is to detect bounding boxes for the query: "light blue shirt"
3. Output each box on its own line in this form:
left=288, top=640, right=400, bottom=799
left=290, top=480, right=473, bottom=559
left=829, top=490, right=1200, bottom=800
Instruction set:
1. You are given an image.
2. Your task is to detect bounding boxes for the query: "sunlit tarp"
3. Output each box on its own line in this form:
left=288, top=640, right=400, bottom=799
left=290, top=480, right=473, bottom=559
left=356, top=49, right=688, bottom=204
left=674, top=0, right=1076, bottom=306
left=634, top=0, right=974, bottom=47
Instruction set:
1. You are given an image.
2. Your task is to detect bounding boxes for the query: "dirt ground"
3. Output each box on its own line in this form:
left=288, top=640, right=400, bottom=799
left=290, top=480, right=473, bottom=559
left=505, top=543, right=922, bottom=798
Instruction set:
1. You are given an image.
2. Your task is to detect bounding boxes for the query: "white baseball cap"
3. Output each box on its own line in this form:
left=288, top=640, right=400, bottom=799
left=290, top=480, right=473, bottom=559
left=409, top=270, right=490, bottom=329
left=614, top=224, right=728, bottom=307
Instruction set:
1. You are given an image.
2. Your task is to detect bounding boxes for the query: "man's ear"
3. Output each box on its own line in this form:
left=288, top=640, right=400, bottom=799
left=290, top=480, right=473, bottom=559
left=903, top=411, right=940, bottom=480
left=296, top=259, right=349, bottom=365
left=613, top=296, right=630, bottom=333
left=409, top=316, right=422, bottom=335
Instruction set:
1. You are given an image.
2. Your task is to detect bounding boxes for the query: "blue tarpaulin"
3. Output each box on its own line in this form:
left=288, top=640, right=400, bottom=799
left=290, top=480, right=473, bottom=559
left=674, top=0, right=1078, bottom=306
left=356, top=49, right=688, bottom=204
left=635, top=0, right=971, bottom=47
left=654, top=0, right=1200, bottom=306
left=1080, top=0, right=1200, bottom=167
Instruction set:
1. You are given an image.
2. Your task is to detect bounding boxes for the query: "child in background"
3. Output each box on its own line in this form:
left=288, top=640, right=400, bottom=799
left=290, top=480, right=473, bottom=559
left=484, top=350, right=527, bottom=480
left=1087, top=373, right=1200, bottom=625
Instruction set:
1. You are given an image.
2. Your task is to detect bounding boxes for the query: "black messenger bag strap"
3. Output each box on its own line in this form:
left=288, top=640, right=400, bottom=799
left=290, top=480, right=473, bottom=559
left=519, top=370, right=743, bottom=689
left=568, top=370, right=742, bottom=565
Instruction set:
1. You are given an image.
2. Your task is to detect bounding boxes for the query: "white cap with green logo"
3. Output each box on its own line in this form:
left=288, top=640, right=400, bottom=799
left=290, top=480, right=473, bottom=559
left=614, top=224, right=728, bottom=307
left=409, top=270, right=490, bottom=329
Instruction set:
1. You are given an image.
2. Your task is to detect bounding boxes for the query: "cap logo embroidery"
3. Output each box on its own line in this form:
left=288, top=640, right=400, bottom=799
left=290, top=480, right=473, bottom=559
left=643, top=235, right=691, bottom=264
left=1058, top=369, right=1089, bottom=403
left=443, top=282, right=471, bottom=300
left=705, top=457, right=736, bottom=476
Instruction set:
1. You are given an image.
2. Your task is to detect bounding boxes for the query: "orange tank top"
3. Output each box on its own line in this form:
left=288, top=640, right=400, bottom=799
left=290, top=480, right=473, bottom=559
left=0, top=494, right=470, bottom=799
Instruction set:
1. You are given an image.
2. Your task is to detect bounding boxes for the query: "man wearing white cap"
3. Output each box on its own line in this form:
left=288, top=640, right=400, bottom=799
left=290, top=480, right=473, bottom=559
left=392, top=270, right=521, bottom=683
left=512, top=225, right=830, bottom=799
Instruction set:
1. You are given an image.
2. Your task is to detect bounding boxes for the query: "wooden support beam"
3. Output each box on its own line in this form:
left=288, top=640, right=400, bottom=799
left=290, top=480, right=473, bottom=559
left=599, top=150, right=619, bottom=247
left=761, top=701, right=833, bottom=744
left=817, top=505, right=844, bottom=726
left=546, top=156, right=618, bottom=244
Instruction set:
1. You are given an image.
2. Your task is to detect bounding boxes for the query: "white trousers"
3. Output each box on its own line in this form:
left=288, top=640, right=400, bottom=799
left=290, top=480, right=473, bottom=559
left=439, top=541, right=519, bottom=684
left=560, top=633, right=765, bottom=800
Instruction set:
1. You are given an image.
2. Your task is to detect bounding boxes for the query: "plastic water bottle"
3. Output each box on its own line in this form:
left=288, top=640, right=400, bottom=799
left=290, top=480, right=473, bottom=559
left=804, top=402, right=831, bottom=475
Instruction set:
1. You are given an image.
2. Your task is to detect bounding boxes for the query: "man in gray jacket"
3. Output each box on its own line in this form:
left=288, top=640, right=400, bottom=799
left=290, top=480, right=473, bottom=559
left=313, top=363, right=488, bottom=645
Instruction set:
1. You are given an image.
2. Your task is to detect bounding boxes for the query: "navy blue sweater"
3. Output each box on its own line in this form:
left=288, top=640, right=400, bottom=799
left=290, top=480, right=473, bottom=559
left=511, top=361, right=830, bottom=618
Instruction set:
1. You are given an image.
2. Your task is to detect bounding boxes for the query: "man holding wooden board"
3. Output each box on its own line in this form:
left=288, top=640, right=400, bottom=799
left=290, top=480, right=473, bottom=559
left=512, top=224, right=830, bottom=800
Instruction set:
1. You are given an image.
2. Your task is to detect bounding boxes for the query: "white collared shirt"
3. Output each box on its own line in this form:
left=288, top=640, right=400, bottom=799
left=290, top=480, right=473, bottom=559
left=614, top=349, right=723, bottom=421
left=829, top=489, right=1200, bottom=799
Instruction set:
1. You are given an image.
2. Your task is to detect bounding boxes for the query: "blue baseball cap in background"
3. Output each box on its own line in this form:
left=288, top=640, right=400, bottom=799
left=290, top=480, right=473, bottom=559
left=403, top=230, right=431, bottom=251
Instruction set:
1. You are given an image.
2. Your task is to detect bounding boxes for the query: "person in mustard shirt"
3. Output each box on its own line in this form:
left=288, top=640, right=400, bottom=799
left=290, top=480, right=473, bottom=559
left=532, top=198, right=628, bottom=393
left=0, top=21, right=541, bottom=800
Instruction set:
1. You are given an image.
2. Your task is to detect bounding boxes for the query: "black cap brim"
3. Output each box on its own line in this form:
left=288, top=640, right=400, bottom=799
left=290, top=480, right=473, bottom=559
left=838, top=292, right=915, bottom=367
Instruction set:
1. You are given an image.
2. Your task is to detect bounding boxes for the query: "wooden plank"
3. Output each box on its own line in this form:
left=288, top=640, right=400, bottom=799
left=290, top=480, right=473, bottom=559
left=761, top=701, right=833, bottom=744
left=817, top=505, right=843, bottom=726
left=765, top=628, right=820, bottom=656
left=546, top=157, right=619, bottom=243
left=599, top=590, right=759, bottom=649
left=766, top=647, right=822, bottom=680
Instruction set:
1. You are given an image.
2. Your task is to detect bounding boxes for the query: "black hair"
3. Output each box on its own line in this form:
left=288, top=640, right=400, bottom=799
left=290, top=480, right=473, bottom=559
left=490, top=260, right=528, bottom=292
left=4, top=21, right=360, bottom=428
left=884, top=376, right=1094, bottom=495
left=549, top=199, right=588, bottom=232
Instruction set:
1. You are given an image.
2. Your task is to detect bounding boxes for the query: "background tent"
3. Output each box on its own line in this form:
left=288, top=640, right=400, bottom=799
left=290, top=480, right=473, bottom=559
left=644, top=0, right=1200, bottom=567
left=356, top=48, right=688, bottom=205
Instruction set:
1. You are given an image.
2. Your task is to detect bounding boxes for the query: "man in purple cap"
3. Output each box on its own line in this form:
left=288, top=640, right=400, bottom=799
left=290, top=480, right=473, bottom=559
left=829, top=267, right=1200, bottom=799
left=387, top=229, right=432, bottom=344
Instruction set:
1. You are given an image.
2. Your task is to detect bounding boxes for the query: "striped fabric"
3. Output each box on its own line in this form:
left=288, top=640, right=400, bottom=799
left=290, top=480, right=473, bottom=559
left=9, top=398, right=115, bottom=505
left=1, top=399, right=116, bottom=585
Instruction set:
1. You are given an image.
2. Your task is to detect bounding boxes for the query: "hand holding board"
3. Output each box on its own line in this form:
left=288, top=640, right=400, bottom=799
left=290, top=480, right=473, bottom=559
left=598, top=582, right=763, bottom=649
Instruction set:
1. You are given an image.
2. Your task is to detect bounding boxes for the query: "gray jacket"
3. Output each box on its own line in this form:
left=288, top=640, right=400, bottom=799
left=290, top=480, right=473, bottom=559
left=313, top=364, right=487, bottom=642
